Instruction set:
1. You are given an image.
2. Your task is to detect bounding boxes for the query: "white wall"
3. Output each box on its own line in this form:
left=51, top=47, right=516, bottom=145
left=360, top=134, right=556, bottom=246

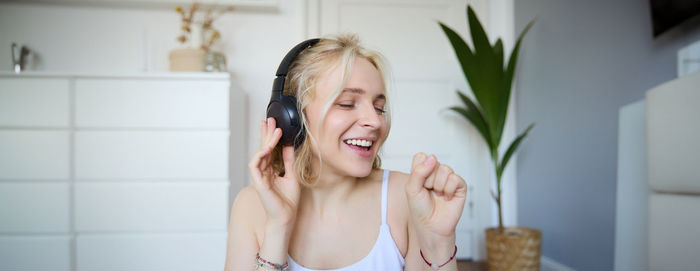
left=513, top=0, right=700, bottom=269
left=0, top=1, right=303, bottom=178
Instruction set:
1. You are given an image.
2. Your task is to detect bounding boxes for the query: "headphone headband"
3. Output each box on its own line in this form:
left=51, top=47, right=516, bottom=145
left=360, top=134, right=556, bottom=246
left=275, top=38, right=321, bottom=77
left=267, top=38, right=321, bottom=147
left=272, top=39, right=321, bottom=96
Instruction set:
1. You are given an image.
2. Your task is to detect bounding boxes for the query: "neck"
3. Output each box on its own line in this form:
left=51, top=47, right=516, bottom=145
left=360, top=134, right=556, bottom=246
left=299, top=168, right=358, bottom=222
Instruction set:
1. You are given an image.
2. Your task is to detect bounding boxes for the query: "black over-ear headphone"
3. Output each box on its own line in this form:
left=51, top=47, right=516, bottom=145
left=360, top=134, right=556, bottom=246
left=267, top=38, right=320, bottom=147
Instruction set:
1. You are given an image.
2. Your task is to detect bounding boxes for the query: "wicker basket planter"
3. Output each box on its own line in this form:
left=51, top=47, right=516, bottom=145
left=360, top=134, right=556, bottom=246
left=485, top=227, right=542, bottom=271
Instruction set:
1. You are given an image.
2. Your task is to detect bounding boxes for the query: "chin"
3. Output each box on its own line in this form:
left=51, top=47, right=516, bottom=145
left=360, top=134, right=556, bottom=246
left=345, top=161, right=374, bottom=178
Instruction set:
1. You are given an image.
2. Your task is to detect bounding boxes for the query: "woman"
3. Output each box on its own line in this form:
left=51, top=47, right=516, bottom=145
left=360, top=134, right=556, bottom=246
left=225, top=34, right=468, bottom=271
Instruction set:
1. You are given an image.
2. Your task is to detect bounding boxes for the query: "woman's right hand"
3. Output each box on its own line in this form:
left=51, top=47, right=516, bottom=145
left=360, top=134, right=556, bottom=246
left=249, top=117, right=301, bottom=229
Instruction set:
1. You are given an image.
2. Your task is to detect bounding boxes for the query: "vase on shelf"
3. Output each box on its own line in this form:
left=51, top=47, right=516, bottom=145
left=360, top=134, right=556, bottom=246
left=204, top=51, right=227, bottom=72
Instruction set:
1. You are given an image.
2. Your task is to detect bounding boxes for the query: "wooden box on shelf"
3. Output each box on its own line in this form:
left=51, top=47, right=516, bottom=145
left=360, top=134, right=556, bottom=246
left=169, top=48, right=206, bottom=72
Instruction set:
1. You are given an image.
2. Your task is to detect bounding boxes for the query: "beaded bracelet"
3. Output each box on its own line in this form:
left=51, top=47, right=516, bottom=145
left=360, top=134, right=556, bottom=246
left=255, top=252, right=289, bottom=271
left=419, top=245, right=457, bottom=270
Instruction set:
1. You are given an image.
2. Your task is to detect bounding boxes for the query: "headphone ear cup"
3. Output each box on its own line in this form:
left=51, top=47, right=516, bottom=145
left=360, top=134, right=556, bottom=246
left=282, top=95, right=303, bottom=147
left=267, top=95, right=304, bottom=146
left=267, top=101, right=294, bottom=146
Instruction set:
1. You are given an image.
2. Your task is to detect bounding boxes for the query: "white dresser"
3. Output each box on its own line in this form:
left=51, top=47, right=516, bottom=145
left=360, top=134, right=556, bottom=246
left=0, top=72, right=247, bottom=271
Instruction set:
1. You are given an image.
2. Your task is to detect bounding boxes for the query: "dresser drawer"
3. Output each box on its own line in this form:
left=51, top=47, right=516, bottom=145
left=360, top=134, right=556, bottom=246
left=74, top=131, right=228, bottom=180
left=0, top=235, right=71, bottom=271
left=0, top=183, right=70, bottom=233
left=75, top=78, right=229, bottom=128
left=76, top=233, right=226, bottom=271
left=0, top=130, right=70, bottom=180
left=74, top=182, right=228, bottom=231
left=0, top=78, right=70, bottom=127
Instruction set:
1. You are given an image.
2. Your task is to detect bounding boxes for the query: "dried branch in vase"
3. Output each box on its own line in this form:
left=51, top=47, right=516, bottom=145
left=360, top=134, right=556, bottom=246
left=174, top=2, right=234, bottom=51
left=175, top=3, right=200, bottom=45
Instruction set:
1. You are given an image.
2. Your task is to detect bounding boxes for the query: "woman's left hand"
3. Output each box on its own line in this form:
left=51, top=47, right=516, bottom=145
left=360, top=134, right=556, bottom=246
left=405, top=152, right=468, bottom=243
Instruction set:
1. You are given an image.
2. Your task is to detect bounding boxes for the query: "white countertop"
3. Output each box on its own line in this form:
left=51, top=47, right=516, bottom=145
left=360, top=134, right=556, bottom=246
left=0, top=71, right=231, bottom=80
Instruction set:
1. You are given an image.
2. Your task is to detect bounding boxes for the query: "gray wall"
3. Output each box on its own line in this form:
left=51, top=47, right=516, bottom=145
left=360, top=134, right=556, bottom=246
left=513, top=0, right=700, bottom=270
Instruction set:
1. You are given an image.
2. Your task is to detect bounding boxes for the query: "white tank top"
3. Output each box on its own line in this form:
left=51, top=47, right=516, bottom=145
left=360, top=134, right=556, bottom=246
left=287, top=169, right=406, bottom=270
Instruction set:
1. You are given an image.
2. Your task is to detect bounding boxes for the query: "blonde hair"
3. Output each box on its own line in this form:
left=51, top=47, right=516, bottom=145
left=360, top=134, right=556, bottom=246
left=270, top=33, right=392, bottom=187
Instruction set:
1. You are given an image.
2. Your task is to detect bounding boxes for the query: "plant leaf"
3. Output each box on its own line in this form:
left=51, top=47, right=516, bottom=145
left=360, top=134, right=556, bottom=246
left=467, top=6, right=493, bottom=61
left=455, top=91, right=494, bottom=149
left=448, top=91, right=493, bottom=150
left=439, top=19, right=499, bottom=150
left=499, top=19, right=535, bottom=139
left=493, top=38, right=504, bottom=70
left=449, top=106, right=491, bottom=147
left=505, top=19, right=535, bottom=93
left=491, top=38, right=506, bottom=146
left=497, top=123, right=534, bottom=179
left=438, top=21, right=475, bottom=79
left=465, top=6, right=505, bottom=149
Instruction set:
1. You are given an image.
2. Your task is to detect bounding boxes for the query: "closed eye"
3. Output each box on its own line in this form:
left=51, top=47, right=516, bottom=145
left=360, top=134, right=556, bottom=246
left=337, top=103, right=386, bottom=115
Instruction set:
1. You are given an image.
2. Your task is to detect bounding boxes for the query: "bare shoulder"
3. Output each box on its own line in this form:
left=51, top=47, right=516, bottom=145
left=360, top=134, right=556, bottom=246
left=235, top=184, right=266, bottom=221
left=388, top=170, right=411, bottom=218
left=229, top=185, right=266, bottom=244
left=389, top=170, right=410, bottom=185
left=232, top=185, right=262, bottom=216
left=234, top=185, right=261, bottom=205
left=387, top=170, right=411, bottom=257
left=224, top=184, right=269, bottom=270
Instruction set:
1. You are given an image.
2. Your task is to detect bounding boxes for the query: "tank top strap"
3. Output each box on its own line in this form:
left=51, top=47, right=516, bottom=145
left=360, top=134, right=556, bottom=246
left=381, top=169, right=390, bottom=225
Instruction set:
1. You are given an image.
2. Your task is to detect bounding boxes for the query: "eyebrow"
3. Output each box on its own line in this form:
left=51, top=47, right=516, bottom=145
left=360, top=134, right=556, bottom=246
left=342, top=88, right=386, bottom=101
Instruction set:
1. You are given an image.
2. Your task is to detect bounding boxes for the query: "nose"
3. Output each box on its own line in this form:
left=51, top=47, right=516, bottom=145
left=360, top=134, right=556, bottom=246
left=358, top=102, right=382, bottom=128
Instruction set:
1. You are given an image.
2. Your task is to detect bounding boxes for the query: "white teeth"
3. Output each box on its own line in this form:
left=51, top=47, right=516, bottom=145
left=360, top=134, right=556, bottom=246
left=345, top=139, right=373, bottom=147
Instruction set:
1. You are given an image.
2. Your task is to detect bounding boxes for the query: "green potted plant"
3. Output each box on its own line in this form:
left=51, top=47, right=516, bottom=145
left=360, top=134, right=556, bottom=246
left=439, top=5, right=541, bottom=271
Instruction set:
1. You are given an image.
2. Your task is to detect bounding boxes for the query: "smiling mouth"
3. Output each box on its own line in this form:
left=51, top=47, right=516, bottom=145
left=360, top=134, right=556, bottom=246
left=343, top=139, right=373, bottom=151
